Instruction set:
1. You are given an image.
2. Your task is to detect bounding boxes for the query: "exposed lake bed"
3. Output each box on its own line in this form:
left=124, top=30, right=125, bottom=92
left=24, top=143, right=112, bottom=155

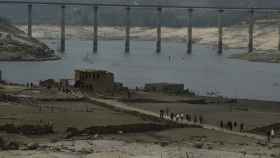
left=0, top=87, right=279, bottom=158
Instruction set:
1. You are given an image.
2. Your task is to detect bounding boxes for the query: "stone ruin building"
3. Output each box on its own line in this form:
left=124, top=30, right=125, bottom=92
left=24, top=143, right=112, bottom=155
left=74, top=69, right=114, bottom=93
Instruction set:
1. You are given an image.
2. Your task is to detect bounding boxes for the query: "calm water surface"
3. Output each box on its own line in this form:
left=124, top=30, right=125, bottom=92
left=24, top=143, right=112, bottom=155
left=1, top=40, right=280, bottom=101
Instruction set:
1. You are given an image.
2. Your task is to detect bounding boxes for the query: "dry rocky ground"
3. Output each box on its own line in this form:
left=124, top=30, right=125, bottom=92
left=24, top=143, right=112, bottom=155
left=0, top=128, right=279, bottom=158
left=0, top=86, right=279, bottom=157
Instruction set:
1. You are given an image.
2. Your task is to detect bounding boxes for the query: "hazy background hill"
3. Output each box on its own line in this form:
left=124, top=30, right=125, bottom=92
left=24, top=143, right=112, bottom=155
left=0, top=0, right=279, bottom=27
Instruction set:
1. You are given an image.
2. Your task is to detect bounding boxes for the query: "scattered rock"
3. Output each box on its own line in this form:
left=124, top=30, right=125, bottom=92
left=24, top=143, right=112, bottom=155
left=193, top=142, right=204, bottom=149
left=219, top=141, right=225, bottom=145
left=159, top=141, right=169, bottom=147
left=207, top=145, right=213, bottom=150
left=79, top=147, right=93, bottom=154
left=66, top=123, right=200, bottom=138
left=0, top=137, right=20, bottom=150
left=0, top=123, right=54, bottom=135
left=5, top=141, right=19, bottom=150
left=65, top=127, right=81, bottom=138
left=238, top=142, right=248, bottom=146
left=256, top=141, right=266, bottom=146
left=25, top=143, right=39, bottom=150
left=94, top=134, right=99, bottom=139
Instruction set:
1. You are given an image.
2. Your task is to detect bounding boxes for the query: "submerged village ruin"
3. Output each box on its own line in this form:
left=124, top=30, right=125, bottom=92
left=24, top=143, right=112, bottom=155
left=0, top=1, right=280, bottom=158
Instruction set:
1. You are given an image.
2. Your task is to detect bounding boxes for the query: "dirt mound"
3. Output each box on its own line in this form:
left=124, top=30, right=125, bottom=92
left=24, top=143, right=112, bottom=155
left=0, top=123, right=54, bottom=135
left=249, top=123, right=280, bottom=137
left=0, top=136, right=20, bottom=150
left=66, top=123, right=200, bottom=138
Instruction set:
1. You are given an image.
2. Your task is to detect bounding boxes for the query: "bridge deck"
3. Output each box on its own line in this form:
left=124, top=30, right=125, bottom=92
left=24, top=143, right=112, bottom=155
left=0, top=1, right=279, bottom=11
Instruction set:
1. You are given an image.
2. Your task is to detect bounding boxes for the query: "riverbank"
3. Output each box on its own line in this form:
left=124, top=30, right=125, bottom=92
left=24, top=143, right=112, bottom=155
left=0, top=55, right=61, bottom=62
left=230, top=50, right=280, bottom=63
left=0, top=22, right=60, bottom=62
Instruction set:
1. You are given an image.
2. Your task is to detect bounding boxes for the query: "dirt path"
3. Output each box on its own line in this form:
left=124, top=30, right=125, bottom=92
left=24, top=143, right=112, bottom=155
left=88, top=96, right=280, bottom=144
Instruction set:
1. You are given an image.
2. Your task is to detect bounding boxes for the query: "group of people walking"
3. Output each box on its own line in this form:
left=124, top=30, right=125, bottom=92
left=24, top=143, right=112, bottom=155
left=219, top=120, right=245, bottom=132
left=159, top=109, right=204, bottom=124
left=160, top=109, right=278, bottom=143
left=160, top=108, right=247, bottom=133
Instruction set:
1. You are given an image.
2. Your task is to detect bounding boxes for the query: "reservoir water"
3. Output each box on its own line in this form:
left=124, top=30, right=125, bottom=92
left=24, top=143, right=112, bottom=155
left=1, top=40, right=280, bottom=101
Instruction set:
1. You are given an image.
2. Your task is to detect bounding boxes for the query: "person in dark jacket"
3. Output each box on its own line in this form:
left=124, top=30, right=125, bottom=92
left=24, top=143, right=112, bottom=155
left=170, top=113, right=174, bottom=121
left=160, top=110, right=164, bottom=119
left=240, top=123, right=244, bottom=132
left=199, top=115, right=203, bottom=124
left=220, top=120, right=224, bottom=128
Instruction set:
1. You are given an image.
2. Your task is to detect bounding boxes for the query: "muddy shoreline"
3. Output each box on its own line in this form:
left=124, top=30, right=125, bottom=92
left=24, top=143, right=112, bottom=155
left=17, top=24, right=280, bottom=64
left=0, top=56, right=61, bottom=62
left=230, top=50, right=280, bottom=63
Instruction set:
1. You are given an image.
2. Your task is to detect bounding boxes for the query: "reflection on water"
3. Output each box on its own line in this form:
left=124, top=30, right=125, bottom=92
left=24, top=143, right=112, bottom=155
left=1, top=39, right=280, bottom=101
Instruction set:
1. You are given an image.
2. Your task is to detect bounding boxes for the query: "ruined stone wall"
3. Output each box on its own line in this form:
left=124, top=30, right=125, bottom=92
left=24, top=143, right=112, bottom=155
left=145, top=83, right=184, bottom=93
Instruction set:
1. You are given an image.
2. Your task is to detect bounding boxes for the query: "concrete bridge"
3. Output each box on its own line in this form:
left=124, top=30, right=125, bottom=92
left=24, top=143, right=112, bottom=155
left=1, top=1, right=280, bottom=54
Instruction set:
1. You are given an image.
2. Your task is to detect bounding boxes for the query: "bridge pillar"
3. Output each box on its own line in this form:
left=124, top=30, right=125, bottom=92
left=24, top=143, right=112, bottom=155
left=248, top=9, right=254, bottom=53
left=187, top=8, right=193, bottom=54
left=125, top=7, right=130, bottom=53
left=156, top=7, right=162, bottom=53
left=93, top=6, right=98, bottom=53
left=60, top=5, right=66, bottom=52
left=27, top=4, right=32, bottom=37
left=217, top=9, right=224, bottom=54
left=278, top=16, right=280, bottom=51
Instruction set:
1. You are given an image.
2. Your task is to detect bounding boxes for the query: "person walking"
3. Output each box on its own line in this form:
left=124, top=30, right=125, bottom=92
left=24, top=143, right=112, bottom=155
left=170, top=113, right=174, bottom=121
left=199, top=115, right=203, bottom=124
left=271, top=128, right=275, bottom=139
left=186, top=114, right=191, bottom=121
left=240, top=123, right=244, bottom=132
left=233, top=121, right=237, bottom=128
left=220, top=120, right=224, bottom=128
left=159, top=109, right=164, bottom=119
left=188, top=114, right=192, bottom=122
left=180, top=113, right=184, bottom=121
left=176, top=113, right=180, bottom=122
left=228, top=121, right=233, bottom=131
left=267, top=130, right=271, bottom=143
left=166, top=107, right=169, bottom=117
left=194, top=115, right=198, bottom=123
